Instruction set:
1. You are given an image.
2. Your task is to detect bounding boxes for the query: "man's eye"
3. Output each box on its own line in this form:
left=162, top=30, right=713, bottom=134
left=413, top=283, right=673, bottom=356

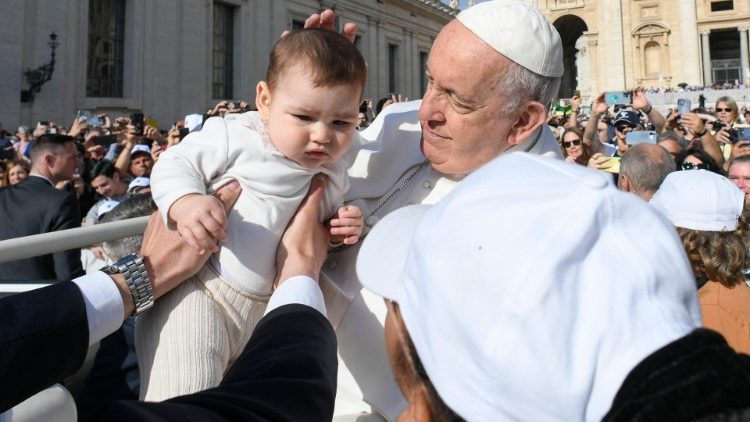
left=294, top=115, right=312, bottom=122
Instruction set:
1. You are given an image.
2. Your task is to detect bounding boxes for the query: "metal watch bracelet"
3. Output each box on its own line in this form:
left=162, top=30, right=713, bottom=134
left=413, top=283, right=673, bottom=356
left=101, top=253, right=154, bottom=316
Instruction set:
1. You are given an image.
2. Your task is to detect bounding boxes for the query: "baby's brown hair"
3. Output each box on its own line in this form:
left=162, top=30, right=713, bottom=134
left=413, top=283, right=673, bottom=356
left=266, top=28, right=367, bottom=96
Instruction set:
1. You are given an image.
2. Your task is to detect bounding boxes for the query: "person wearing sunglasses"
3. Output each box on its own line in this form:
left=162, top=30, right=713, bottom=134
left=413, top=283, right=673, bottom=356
left=712, top=96, right=750, bottom=157
left=560, top=127, right=592, bottom=166
left=676, top=148, right=724, bottom=175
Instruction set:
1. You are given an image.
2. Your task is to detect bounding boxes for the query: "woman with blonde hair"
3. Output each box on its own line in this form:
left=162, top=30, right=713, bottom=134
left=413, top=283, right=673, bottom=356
left=3, top=160, right=29, bottom=186
left=651, top=169, right=750, bottom=353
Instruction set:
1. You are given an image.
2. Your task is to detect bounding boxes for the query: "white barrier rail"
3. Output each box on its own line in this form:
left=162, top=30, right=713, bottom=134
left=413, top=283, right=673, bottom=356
left=0, top=216, right=149, bottom=264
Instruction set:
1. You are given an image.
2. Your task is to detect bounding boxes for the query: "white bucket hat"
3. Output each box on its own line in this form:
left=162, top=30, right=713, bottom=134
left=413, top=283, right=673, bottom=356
left=456, top=0, right=563, bottom=77
left=650, top=170, right=744, bottom=231
left=357, top=153, right=700, bottom=421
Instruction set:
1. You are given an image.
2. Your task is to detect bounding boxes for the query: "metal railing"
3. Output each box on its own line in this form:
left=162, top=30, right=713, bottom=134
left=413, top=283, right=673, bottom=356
left=0, top=216, right=149, bottom=264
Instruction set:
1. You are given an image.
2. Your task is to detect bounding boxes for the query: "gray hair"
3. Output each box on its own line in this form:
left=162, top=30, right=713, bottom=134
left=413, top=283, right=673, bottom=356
left=620, top=144, right=675, bottom=199
left=100, top=194, right=157, bottom=259
left=500, top=60, right=561, bottom=113
left=658, top=130, right=688, bottom=152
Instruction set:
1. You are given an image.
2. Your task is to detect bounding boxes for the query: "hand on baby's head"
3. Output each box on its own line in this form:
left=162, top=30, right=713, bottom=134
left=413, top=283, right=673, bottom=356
left=329, top=205, right=363, bottom=245
left=168, top=194, right=229, bottom=255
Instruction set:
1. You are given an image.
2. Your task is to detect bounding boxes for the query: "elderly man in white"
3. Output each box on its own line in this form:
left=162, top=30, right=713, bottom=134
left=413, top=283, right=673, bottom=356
left=305, top=2, right=565, bottom=420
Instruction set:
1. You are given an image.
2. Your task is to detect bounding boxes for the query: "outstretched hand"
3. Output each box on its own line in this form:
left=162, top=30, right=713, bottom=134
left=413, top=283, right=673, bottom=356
left=281, top=9, right=357, bottom=43
left=275, top=174, right=331, bottom=288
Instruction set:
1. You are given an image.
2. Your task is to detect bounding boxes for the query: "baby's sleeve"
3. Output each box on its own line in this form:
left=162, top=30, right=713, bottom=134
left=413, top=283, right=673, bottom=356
left=151, top=116, right=231, bottom=224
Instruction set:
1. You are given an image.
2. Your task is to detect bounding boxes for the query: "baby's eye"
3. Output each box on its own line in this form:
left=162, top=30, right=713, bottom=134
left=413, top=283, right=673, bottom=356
left=294, top=115, right=312, bottom=122
left=333, top=120, right=352, bottom=127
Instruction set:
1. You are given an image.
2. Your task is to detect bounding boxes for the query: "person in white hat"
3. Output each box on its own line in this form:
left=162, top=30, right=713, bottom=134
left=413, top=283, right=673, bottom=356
left=651, top=170, right=750, bottom=354
left=290, top=2, right=565, bottom=418
left=354, top=153, right=750, bottom=421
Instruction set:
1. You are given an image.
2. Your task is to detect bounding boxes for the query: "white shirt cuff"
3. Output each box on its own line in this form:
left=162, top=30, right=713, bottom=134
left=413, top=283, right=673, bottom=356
left=265, top=276, right=327, bottom=317
left=72, top=271, right=125, bottom=346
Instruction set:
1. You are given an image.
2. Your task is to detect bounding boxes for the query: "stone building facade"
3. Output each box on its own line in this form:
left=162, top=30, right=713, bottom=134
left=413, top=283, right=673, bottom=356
left=0, top=0, right=454, bottom=129
left=535, top=0, right=750, bottom=100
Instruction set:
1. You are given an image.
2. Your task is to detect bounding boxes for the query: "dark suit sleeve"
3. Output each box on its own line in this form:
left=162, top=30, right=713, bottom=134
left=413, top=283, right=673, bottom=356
left=101, top=304, right=338, bottom=421
left=50, top=190, right=84, bottom=280
left=0, top=282, right=90, bottom=412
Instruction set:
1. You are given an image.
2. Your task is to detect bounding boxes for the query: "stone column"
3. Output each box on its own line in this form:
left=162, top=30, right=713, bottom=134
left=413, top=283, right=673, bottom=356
left=575, top=35, right=591, bottom=98
left=678, top=0, right=701, bottom=85
left=740, top=27, right=750, bottom=85
left=701, top=31, right=712, bottom=86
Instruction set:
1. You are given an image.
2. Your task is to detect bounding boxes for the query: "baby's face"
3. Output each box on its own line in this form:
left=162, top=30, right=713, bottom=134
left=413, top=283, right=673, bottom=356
left=258, top=64, right=361, bottom=169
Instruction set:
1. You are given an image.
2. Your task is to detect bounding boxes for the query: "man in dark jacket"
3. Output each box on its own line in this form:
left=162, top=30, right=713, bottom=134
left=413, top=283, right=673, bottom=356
left=0, top=134, right=84, bottom=282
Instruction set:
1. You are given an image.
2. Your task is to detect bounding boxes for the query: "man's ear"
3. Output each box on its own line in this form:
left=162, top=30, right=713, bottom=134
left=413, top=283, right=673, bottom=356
left=618, top=174, right=631, bottom=192
left=505, top=101, right=547, bottom=146
left=43, top=153, right=55, bottom=168
left=256, top=81, right=272, bottom=121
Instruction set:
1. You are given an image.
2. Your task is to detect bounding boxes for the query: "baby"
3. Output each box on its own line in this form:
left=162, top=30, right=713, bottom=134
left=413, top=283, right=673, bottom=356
left=137, top=29, right=366, bottom=400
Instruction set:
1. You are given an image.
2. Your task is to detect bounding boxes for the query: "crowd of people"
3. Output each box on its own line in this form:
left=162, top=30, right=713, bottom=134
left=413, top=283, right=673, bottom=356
left=3, top=1, right=750, bottom=421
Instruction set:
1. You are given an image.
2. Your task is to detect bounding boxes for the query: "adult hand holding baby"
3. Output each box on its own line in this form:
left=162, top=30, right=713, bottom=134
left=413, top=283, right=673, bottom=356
left=140, top=180, right=241, bottom=301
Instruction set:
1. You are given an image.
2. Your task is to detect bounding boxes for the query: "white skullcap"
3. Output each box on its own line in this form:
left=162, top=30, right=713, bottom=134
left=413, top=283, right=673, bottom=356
left=650, top=170, right=744, bottom=231
left=457, top=0, right=563, bottom=77
left=357, top=152, right=699, bottom=421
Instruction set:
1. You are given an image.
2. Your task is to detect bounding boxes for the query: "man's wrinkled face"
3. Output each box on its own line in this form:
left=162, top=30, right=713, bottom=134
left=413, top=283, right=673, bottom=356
left=729, top=162, right=750, bottom=207
left=418, top=21, right=520, bottom=177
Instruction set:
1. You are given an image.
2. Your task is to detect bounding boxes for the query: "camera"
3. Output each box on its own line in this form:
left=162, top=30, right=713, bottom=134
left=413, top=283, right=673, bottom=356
left=179, top=127, right=190, bottom=141
left=131, top=113, right=145, bottom=136
left=604, top=91, right=631, bottom=106
left=711, top=121, right=726, bottom=132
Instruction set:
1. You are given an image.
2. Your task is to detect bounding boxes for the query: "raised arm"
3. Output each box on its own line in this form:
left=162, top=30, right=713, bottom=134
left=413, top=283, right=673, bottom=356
left=631, top=87, right=666, bottom=133
left=584, top=92, right=609, bottom=155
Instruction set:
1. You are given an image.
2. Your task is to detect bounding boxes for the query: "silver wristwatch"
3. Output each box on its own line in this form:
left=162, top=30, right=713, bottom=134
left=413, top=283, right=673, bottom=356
left=100, top=253, right=154, bottom=316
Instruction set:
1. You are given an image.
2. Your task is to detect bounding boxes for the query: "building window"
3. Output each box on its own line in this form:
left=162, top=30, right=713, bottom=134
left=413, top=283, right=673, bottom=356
left=86, top=0, right=125, bottom=98
left=711, top=1, right=734, bottom=12
left=644, top=41, right=661, bottom=77
left=419, top=51, right=428, bottom=97
left=213, top=3, right=235, bottom=99
left=388, top=43, right=399, bottom=93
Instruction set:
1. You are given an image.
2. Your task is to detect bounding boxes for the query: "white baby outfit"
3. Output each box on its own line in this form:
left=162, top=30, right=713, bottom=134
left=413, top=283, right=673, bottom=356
left=136, top=111, right=356, bottom=400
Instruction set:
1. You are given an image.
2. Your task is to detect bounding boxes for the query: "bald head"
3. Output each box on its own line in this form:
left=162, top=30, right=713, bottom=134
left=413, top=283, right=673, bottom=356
left=619, top=144, right=675, bottom=201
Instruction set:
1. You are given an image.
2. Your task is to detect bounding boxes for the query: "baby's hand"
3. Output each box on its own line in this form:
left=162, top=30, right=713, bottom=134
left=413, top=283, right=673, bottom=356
left=168, top=194, right=228, bottom=255
left=329, top=205, right=363, bottom=245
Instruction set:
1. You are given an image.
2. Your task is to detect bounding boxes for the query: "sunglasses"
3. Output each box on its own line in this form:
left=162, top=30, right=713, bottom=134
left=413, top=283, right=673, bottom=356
left=681, top=161, right=708, bottom=171
left=716, top=107, right=734, bottom=113
left=562, top=139, right=582, bottom=148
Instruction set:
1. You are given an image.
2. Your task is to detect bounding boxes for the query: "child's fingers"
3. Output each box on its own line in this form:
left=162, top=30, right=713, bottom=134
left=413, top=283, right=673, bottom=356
left=329, top=217, right=363, bottom=228
left=188, top=223, right=219, bottom=254
left=181, top=230, right=206, bottom=255
left=208, top=198, right=229, bottom=230
left=338, top=205, right=362, bottom=218
left=330, top=225, right=361, bottom=236
left=201, top=214, right=228, bottom=243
